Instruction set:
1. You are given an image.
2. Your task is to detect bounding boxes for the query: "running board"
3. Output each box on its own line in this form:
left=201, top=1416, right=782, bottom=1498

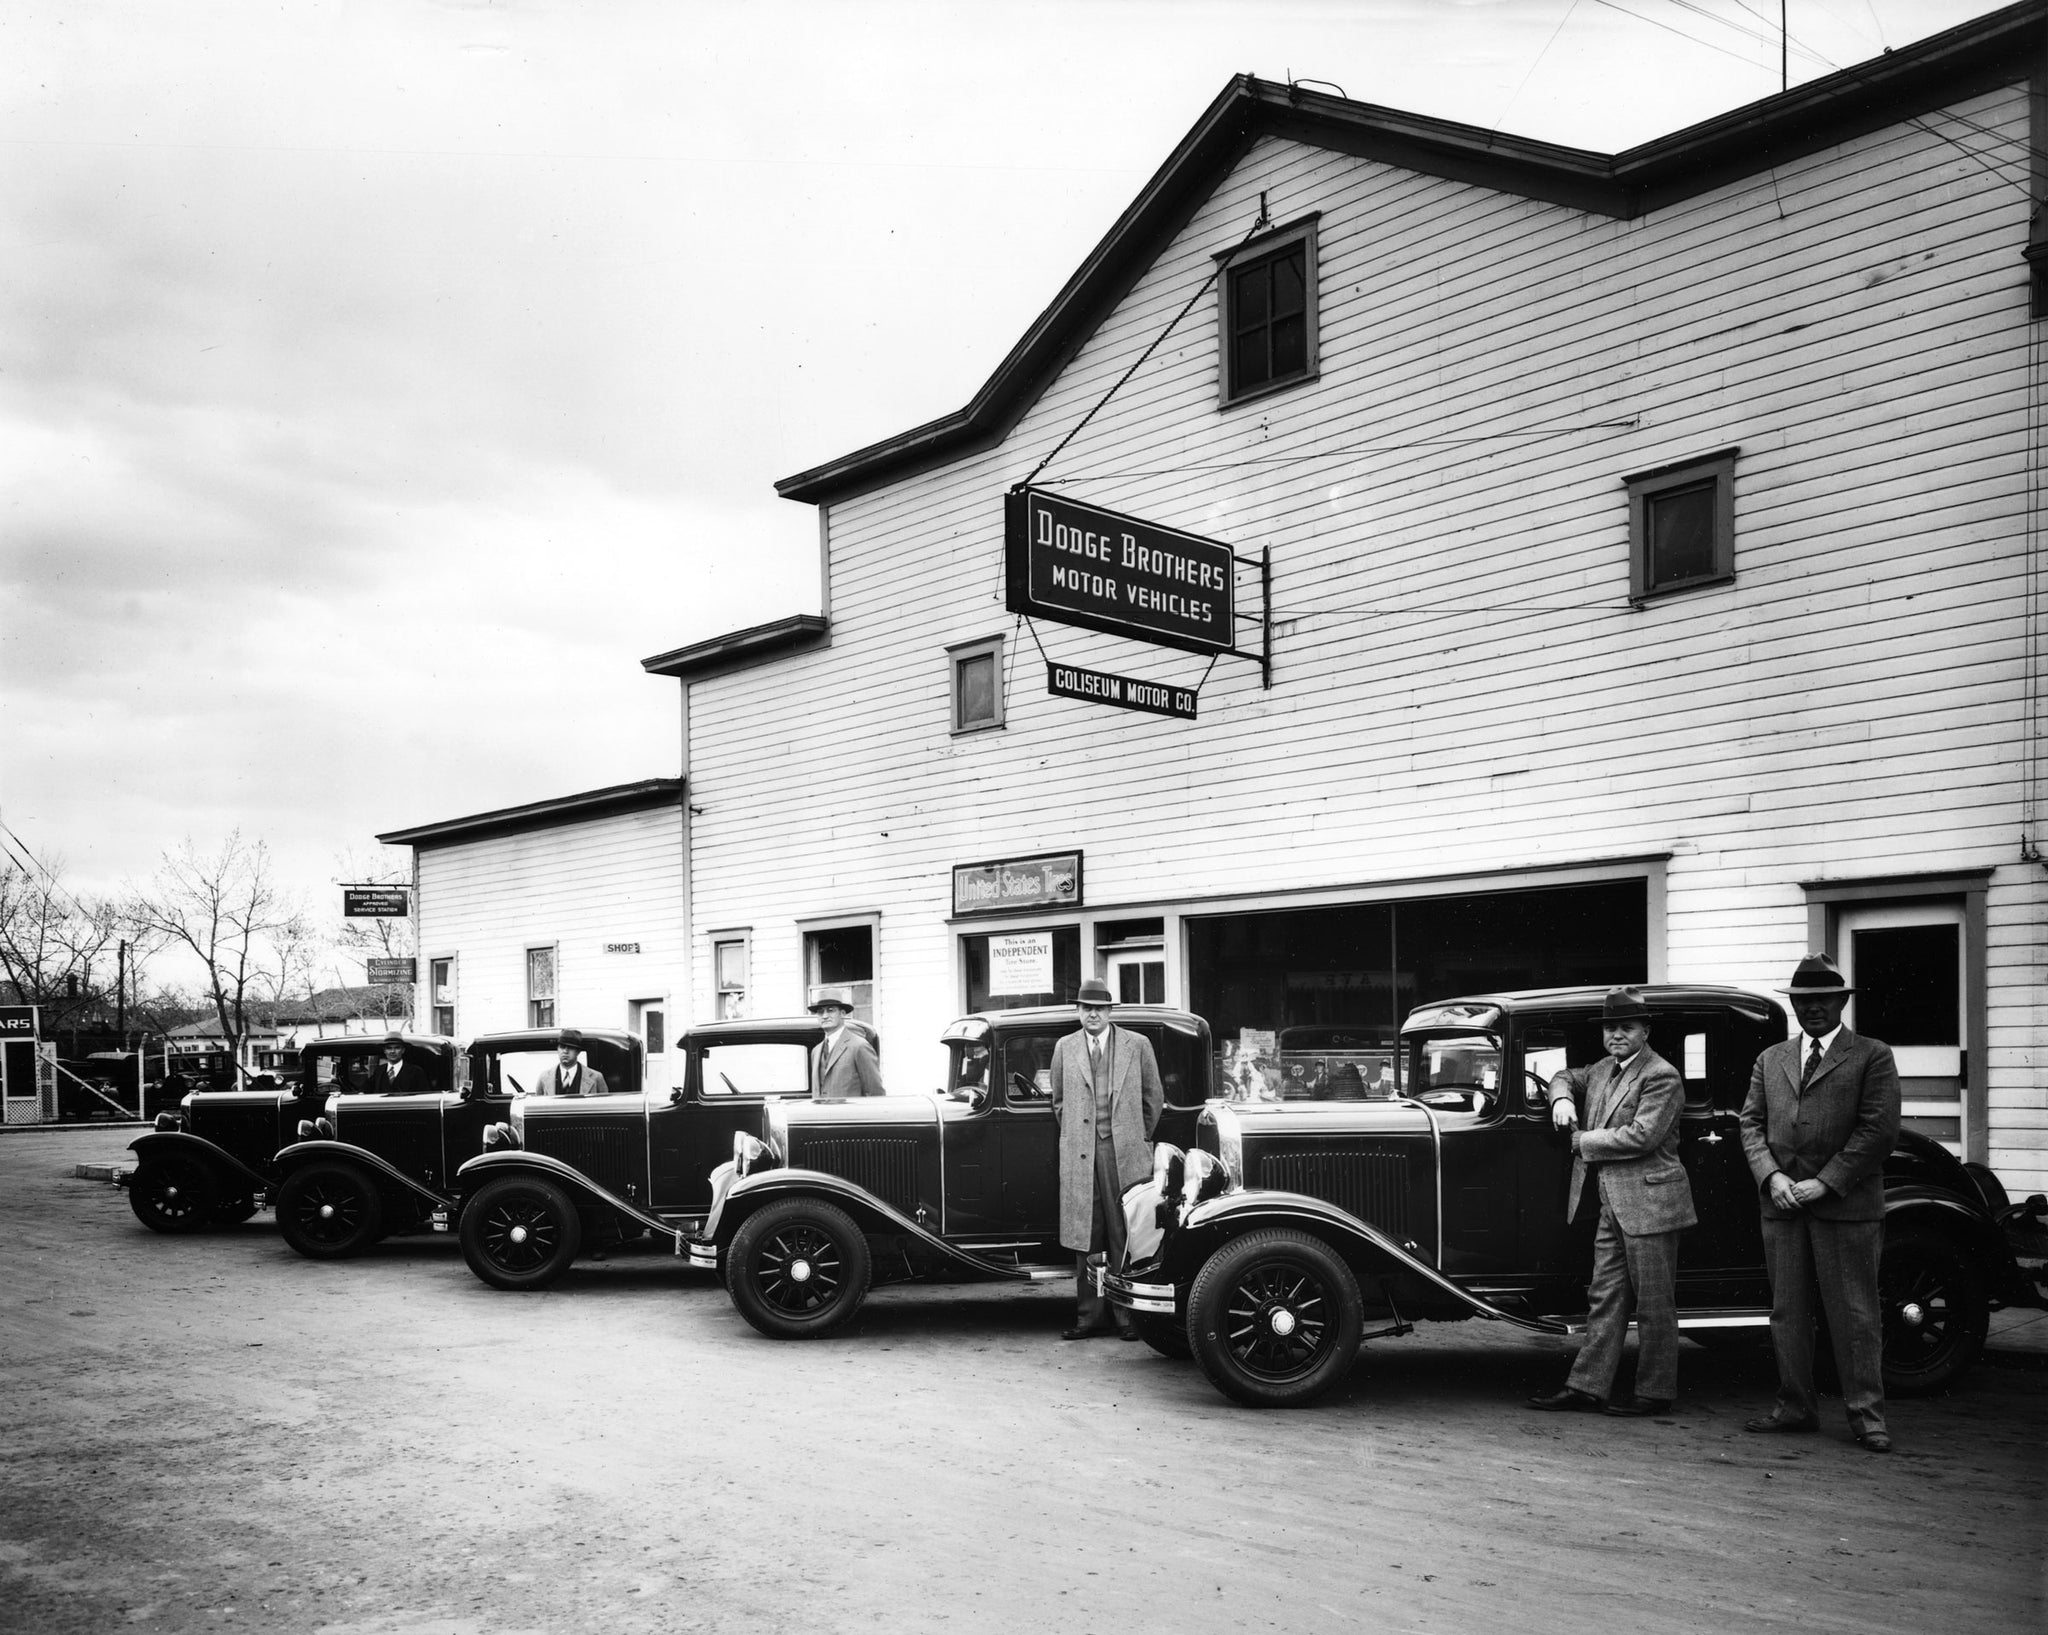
left=1557, top=1309, right=1772, bottom=1337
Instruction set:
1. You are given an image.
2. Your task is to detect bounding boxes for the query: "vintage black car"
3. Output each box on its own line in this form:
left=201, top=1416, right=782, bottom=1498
left=1108, top=985, right=2036, bottom=1407
left=686, top=1005, right=1214, bottom=1338
left=124, top=1035, right=460, bottom=1233
left=265, top=1027, right=642, bottom=1259
left=449, top=1017, right=860, bottom=1290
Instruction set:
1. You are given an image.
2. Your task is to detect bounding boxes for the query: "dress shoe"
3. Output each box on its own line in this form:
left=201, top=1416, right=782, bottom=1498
left=1604, top=1396, right=1674, bottom=1417
left=1855, top=1430, right=1893, bottom=1454
left=1526, top=1386, right=1605, bottom=1412
left=1743, top=1413, right=1819, bottom=1434
left=1060, top=1323, right=1115, bottom=1341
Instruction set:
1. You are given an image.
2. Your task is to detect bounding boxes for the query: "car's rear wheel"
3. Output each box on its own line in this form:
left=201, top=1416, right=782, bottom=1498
left=128, top=1155, right=218, bottom=1235
left=727, top=1198, right=871, bottom=1339
left=1188, top=1229, right=1363, bottom=1407
left=1879, top=1222, right=1989, bottom=1396
left=1131, top=1310, right=1192, bottom=1360
left=276, top=1162, right=383, bottom=1259
left=460, top=1175, right=583, bottom=1291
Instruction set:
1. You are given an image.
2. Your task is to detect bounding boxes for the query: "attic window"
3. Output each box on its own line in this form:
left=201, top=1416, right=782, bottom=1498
left=1217, top=215, right=1320, bottom=406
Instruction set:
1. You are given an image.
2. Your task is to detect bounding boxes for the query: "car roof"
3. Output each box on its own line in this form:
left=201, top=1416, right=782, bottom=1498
left=1403, top=984, right=1782, bottom=1026
left=302, top=1034, right=459, bottom=1055
left=469, top=1028, right=638, bottom=1052
left=942, top=1005, right=1209, bottom=1043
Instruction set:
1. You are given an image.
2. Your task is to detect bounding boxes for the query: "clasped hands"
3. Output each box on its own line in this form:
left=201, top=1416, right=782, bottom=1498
left=1769, top=1173, right=1829, bottom=1210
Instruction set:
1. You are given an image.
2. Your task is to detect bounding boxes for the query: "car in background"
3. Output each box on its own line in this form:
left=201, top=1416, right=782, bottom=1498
left=1108, top=986, right=2038, bottom=1407
left=124, top=1036, right=460, bottom=1234
left=687, top=1005, right=1213, bottom=1339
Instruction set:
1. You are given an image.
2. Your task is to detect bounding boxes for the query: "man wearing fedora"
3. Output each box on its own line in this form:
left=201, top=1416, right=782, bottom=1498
left=370, top=1033, right=430, bottom=1096
left=811, top=990, right=883, bottom=1098
left=535, top=1029, right=608, bottom=1097
left=1050, top=978, right=1163, bottom=1341
left=1528, top=985, right=1695, bottom=1416
left=1740, top=953, right=1901, bottom=1451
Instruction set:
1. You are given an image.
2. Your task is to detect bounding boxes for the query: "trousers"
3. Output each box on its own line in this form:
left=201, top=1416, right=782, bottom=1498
left=1073, top=1135, right=1132, bottom=1334
left=1567, top=1203, right=1681, bottom=1401
left=1761, top=1214, right=1886, bottom=1434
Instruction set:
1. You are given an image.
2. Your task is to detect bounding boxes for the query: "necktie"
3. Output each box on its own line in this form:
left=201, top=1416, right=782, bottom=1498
left=1802, top=1041, right=1824, bottom=1086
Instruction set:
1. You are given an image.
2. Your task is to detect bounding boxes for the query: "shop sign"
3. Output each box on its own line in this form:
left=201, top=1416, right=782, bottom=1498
left=952, top=851, right=1083, bottom=917
left=604, top=942, right=642, bottom=955
left=1047, top=662, right=1197, bottom=720
left=987, top=932, right=1055, bottom=997
left=1005, top=488, right=1234, bottom=655
left=0, top=1006, right=37, bottom=1037
left=343, top=887, right=410, bottom=919
left=365, top=958, right=417, bottom=984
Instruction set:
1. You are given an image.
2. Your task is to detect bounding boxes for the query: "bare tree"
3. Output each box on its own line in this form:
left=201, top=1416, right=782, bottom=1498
left=125, top=832, right=312, bottom=1071
left=0, top=851, right=124, bottom=1033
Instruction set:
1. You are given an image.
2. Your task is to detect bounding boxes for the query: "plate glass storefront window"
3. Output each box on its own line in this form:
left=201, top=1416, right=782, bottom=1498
left=962, top=926, right=1081, bottom=1011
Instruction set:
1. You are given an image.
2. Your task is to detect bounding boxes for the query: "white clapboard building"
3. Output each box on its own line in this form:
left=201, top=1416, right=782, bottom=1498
left=636, top=8, right=2046, bottom=1189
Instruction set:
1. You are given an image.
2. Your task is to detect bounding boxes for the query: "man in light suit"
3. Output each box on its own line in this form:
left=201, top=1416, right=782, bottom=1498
left=1528, top=986, right=1697, bottom=1416
left=535, top=1029, right=608, bottom=1097
left=1050, top=978, right=1163, bottom=1341
left=371, top=1034, right=431, bottom=1096
left=811, top=991, right=882, bottom=1098
left=1740, top=953, right=1902, bottom=1452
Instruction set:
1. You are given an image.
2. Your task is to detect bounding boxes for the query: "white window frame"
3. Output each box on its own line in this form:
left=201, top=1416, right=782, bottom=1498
left=796, top=911, right=881, bottom=1029
left=710, top=930, right=752, bottom=1021
left=525, top=943, right=558, bottom=1029
left=428, top=954, right=457, bottom=1039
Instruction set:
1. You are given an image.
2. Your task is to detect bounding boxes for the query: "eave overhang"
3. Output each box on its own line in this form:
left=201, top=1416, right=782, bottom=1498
left=377, top=778, right=685, bottom=850
left=640, top=613, right=831, bottom=680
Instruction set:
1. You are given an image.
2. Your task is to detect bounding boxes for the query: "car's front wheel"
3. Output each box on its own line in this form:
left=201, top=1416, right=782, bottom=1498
left=727, top=1198, right=872, bottom=1339
left=128, top=1155, right=219, bottom=1235
left=460, top=1175, right=583, bottom=1291
left=1187, top=1229, right=1363, bottom=1407
left=276, top=1162, right=384, bottom=1259
left=1880, top=1222, right=1989, bottom=1396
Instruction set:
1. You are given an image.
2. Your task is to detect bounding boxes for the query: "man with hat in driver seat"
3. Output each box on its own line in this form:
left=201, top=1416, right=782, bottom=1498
left=1739, top=953, right=1901, bottom=1452
left=535, top=1030, right=608, bottom=1097
left=371, top=1033, right=431, bottom=1096
left=1528, top=985, right=1695, bottom=1416
left=1049, top=978, right=1163, bottom=1341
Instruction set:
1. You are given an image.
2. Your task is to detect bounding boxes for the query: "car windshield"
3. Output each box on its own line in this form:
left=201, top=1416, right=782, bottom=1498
left=699, top=1042, right=811, bottom=1099
left=1403, top=1032, right=1503, bottom=1096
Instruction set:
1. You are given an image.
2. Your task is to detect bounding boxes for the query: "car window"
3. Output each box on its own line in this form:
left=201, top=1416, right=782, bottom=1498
left=1405, top=1033, right=1502, bottom=1094
left=947, top=1040, right=992, bottom=1096
left=700, top=1042, right=811, bottom=1099
left=999, top=1029, right=1065, bottom=1105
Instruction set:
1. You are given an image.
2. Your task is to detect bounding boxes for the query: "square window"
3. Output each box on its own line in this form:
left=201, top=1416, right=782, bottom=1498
left=526, top=945, right=556, bottom=1029
left=948, top=635, right=1005, bottom=734
left=1218, top=216, right=1319, bottom=406
left=1624, top=450, right=1737, bottom=600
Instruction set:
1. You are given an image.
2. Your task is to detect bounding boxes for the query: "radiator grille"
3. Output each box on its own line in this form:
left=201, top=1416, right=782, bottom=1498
left=798, top=1137, right=920, bottom=1215
left=1258, top=1146, right=1411, bottom=1234
left=528, top=1120, right=640, bottom=1193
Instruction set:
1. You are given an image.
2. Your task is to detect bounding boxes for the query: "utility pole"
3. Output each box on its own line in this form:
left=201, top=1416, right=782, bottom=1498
left=1782, top=1, right=1788, bottom=93
left=116, top=939, right=127, bottom=1045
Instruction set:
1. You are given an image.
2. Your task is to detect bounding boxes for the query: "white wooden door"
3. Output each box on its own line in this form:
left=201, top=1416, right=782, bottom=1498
left=1839, top=902, right=1965, bottom=1154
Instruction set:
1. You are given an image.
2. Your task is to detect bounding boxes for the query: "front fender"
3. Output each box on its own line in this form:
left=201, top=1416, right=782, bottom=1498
left=1177, top=1189, right=1569, bottom=1335
left=453, top=1150, right=685, bottom=1246
left=126, top=1131, right=271, bottom=1192
left=702, top=1169, right=1058, bottom=1283
left=1885, top=1187, right=2030, bottom=1306
left=276, top=1141, right=451, bottom=1208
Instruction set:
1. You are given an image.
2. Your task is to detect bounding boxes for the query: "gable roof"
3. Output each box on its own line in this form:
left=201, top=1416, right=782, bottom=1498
left=775, top=1, right=2042, bottom=508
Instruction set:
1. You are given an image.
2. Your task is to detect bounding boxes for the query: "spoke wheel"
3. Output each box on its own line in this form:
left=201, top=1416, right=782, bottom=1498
left=728, top=1198, right=871, bottom=1339
left=1188, top=1229, right=1363, bottom=1407
left=460, top=1175, right=583, bottom=1291
left=128, top=1155, right=219, bottom=1235
left=1879, top=1223, right=1989, bottom=1396
left=276, top=1163, right=384, bottom=1259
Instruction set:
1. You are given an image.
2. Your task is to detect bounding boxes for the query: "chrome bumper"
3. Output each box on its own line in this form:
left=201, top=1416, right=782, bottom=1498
left=1105, top=1272, right=1176, bottom=1315
left=687, top=1242, right=718, bottom=1271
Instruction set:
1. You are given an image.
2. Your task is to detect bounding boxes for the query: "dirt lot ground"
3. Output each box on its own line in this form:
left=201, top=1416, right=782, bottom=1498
left=2, top=1127, right=2041, bottom=1635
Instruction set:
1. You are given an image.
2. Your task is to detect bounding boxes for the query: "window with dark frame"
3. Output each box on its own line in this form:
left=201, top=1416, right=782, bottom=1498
left=948, top=634, right=1004, bottom=733
left=713, top=935, right=749, bottom=1020
left=525, top=945, right=556, bottom=1028
left=1623, top=449, right=1738, bottom=600
left=430, top=957, right=455, bottom=1037
left=1218, top=216, right=1319, bottom=406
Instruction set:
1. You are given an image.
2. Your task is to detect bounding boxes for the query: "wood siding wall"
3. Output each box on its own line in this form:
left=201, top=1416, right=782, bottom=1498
left=688, top=87, right=2046, bottom=1187
left=415, top=806, right=686, bottom=1048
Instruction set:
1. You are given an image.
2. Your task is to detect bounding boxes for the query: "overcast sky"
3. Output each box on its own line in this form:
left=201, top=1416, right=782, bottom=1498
left=0, top=0, right=1992, bottom=965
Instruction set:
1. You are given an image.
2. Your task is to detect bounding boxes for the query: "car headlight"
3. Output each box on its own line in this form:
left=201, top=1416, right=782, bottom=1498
left=733, top=1131, right=767, bottom=1178
left=296, top=1119, right=317, bottom=1140
left=1208, top=1103, right=1244, bottom=1190
left=763, top=1101, right=789, bottom=1164
left=482, top=1121, right=519, bottom=1150
left=1151, top=1143, right=1186, bottom=1224
left=152, top=1111, right=183, bottom=1132
left=1180, top=1148, right=1234, bottom=1226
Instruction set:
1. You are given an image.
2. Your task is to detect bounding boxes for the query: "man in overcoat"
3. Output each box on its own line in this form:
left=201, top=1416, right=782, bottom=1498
left=535, top=1030, right=608, bottom=1097
left=1049, top=978, right=1163, bottom=1341
left=371, top=1034, right=431, bottom=1096
left=1528, top=986, right=1697, bottom=1416
left=1739, top=953, right=1901, bottom=1451
left=811, top=991, right=883, bottom=1098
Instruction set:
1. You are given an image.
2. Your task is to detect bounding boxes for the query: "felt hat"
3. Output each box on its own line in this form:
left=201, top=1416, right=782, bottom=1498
left=1781, top=953, right=1856, bottom=996
left=1600, top=986, right=1654, bottom=1022
left=807, top=988, right=856, bottom=1014
left=1076, top=978, right=1116, bottom=1007
left=557, top=1027, right=585, bottom=1049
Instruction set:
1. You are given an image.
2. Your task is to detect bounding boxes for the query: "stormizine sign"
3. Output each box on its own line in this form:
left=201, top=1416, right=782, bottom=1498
left=1005, top=488, right=1234, bottom=655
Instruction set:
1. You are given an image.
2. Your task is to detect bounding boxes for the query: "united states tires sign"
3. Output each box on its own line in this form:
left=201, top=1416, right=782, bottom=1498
left=1005, top=488, right=1234, bottom=656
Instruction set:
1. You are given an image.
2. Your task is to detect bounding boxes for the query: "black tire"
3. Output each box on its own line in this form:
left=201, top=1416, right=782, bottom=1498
left=128, top=1155, right=219, bottom=1235
left=1880, top=1222, right=1989, bottom=1396
left=460, top=1175, right=583, bottom=1290
left=276, top=1163, right=384, bottom=1260
left=1131, top=1310, right=1192, bottom=1360
left=1187, top=1229, right=1364, bottom=1407
left=727, top=1197, right=872, bottom=1339
left=212, top=1193, right=262, bottom=1226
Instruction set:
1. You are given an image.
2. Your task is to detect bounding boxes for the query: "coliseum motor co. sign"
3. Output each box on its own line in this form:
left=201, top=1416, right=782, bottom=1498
left=1005, top=488, right=1234, bottom=655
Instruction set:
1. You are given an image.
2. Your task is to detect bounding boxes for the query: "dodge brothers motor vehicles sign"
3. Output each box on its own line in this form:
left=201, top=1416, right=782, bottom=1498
left=1005, top=488, right=1234, bottom=655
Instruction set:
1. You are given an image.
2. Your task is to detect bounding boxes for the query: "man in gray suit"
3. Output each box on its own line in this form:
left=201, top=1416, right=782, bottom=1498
left=535, top=1030, right=608, bottom=1097
left=1528, top=986, right=1697, bottom=1416
left=811, top=991, right=883, bottom=1098
left=1740, top=953, right=1902, bottom=1452
left=1050, top=978, right=1162, bottom=1341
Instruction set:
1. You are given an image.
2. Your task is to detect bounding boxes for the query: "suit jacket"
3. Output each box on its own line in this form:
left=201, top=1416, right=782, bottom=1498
left=371, top=1059, right=432, bottom=1096
left=535, top=1063, right=609, bottom=1098
left=816, top=1031, right=883, bottom=1098
left=1740, top=1029, right=1899, bottom=1221
left=1547, top=1046, right=1697, bottom=1236
left=1050, top=1025, right=1163, bottom=1253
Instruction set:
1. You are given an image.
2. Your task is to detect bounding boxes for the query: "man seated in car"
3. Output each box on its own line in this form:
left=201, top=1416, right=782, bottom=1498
left=536, top=1030, right=608, bottom=1096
